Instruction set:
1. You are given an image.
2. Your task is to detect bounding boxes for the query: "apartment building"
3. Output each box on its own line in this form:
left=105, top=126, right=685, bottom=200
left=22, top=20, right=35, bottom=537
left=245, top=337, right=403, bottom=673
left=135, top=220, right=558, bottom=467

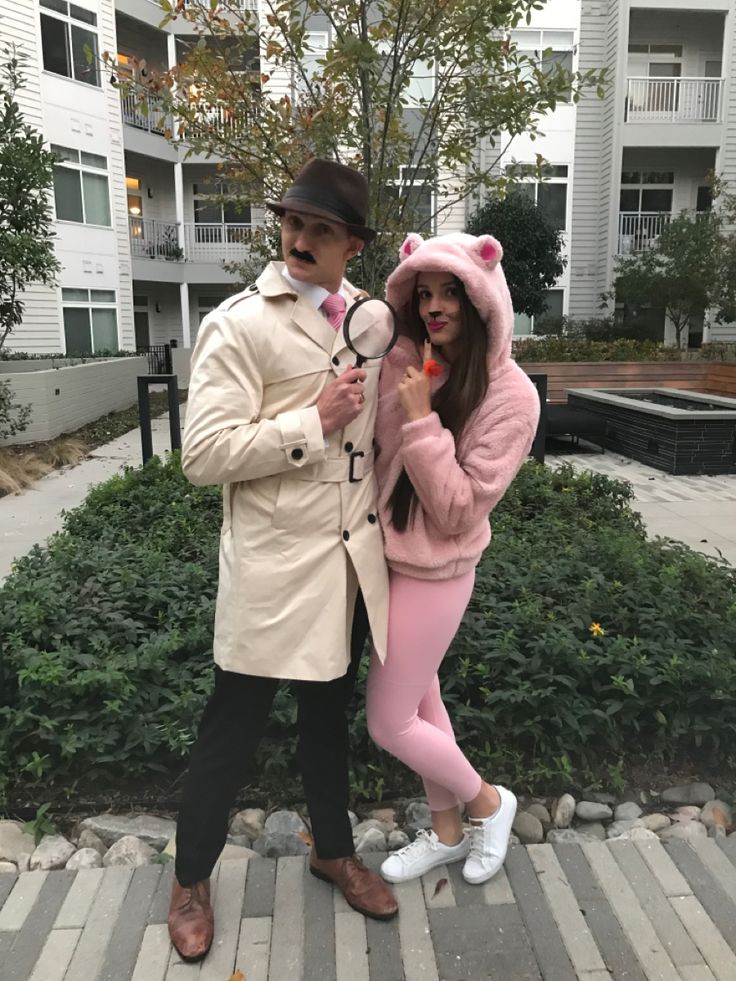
left=569, top=0, right=736, bottom=344
left=2, top=0, right=736, bottom=354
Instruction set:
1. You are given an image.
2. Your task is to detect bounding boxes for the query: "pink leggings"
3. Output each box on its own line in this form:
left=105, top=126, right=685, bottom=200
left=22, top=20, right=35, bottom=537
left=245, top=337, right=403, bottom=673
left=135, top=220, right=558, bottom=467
left=366, top=570, right=482, bottom=812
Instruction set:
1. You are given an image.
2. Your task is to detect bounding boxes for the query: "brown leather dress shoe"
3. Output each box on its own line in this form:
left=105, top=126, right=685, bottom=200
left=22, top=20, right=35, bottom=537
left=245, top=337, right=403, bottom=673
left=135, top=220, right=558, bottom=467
left=310, top=850, right=398, bottom=920
left=168, top=878, right=214, bottom=962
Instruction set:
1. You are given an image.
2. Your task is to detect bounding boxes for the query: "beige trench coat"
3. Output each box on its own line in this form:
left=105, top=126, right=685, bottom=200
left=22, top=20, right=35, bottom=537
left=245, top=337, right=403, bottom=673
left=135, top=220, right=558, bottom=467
left=182, top=261, right=390, bottom=681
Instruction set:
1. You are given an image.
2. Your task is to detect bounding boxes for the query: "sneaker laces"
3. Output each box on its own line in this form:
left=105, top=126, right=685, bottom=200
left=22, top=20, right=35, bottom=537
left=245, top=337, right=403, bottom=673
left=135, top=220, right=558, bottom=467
left=467, top=819, right=493, bottom=862
left=395, top=828, right=437, bottom=864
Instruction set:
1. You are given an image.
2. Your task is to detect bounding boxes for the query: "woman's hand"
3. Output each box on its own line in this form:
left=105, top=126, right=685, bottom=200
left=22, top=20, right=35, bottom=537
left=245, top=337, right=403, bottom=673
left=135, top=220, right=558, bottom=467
left=397, top=341, right=435, bottom=422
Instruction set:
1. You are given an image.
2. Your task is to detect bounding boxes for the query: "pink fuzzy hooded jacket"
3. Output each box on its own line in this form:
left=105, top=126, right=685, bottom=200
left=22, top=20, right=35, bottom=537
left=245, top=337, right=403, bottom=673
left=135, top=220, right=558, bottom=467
left=375, top=231, right=540, bottom=580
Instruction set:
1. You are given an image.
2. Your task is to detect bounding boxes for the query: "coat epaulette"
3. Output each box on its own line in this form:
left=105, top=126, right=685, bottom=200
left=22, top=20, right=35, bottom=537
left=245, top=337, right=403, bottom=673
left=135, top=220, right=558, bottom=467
left=224, top=284, right=260, bottom=311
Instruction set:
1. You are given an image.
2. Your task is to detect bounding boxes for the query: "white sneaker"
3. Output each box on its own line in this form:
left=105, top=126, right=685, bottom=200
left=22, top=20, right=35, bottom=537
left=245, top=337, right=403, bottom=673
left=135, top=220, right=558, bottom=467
left=380, top=828, right=470, bottom=884
left=463, top=786, right=517, bottom=885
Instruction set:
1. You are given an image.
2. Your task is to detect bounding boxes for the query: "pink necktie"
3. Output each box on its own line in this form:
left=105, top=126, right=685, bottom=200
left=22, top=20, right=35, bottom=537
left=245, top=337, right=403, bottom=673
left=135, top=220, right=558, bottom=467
left=321, top=293, right=347, bottom=331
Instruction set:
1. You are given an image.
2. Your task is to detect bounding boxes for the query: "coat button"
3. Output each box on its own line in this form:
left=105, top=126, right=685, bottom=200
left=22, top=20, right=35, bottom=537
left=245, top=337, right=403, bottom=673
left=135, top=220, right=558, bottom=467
left=344, top=441, right=354, bottom=453
left=367, top=513, right=377, bottom=524
left=291, top=448, right=303, bottom=460
left=342, top=530, right=350, bottom=541
left=332, top=356, right=340, bottom=366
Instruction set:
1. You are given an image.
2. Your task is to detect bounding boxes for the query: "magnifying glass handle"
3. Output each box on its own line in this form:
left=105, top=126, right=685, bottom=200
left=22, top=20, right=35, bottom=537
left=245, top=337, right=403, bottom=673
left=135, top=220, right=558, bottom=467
left=354, top=355, right=367, bottom=369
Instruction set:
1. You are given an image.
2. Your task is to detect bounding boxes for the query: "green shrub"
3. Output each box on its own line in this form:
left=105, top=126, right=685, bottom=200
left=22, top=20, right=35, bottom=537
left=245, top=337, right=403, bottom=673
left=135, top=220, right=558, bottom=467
left=1, top=454, right=735, bottom=805
left=512, top=337, right=687, bottom=362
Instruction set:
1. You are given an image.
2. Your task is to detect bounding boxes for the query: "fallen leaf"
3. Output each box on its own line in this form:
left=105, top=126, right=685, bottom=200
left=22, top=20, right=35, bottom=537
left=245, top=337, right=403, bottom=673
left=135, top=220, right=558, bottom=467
left=432, top=877, right=448, bottom=898
left=228, top=972, right=245, bottom=981
left=297, top=831, right=314, bottom=846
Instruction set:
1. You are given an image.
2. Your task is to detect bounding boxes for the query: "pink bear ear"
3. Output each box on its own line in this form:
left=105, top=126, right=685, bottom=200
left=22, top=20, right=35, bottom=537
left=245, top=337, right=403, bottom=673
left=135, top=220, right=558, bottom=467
left=399, top=233, right=424, bottom=262
left=476, top=235, right=503, bottom=268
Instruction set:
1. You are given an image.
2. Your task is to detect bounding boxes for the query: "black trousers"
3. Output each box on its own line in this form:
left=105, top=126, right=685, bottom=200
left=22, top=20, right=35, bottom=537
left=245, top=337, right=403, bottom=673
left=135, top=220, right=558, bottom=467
left=175, top=593, right=369, bottom=886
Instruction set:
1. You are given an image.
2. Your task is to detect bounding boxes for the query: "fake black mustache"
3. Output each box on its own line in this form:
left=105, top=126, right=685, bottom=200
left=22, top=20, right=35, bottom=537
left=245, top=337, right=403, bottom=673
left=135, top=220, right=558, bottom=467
left=290, top=248, right=316, bottom=264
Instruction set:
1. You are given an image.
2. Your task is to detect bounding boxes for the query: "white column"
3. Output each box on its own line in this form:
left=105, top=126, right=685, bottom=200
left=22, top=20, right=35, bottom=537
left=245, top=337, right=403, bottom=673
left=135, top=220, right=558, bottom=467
left=180, top=282, right=191, bottom=348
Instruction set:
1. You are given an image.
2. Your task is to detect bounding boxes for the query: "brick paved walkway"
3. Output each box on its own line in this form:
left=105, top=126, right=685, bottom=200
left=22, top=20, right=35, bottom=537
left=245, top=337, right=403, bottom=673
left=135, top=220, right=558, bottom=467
left=4, top=838, right=736, bottom=980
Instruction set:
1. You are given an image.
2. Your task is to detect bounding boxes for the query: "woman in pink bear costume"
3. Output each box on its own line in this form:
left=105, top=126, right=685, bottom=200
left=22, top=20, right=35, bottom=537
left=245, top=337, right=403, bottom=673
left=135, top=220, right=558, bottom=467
left=366, top=231, right=540, bottom=885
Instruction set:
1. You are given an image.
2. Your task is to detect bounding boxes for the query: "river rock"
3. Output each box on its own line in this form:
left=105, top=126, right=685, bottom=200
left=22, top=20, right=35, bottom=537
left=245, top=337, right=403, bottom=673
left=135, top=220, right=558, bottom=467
left=229, top=808, right=266, bottom=841
left=660, top=822, right=707, bottom=841
left=553, top=795, right=576, bottom=829
left=356, top=828, right=387, bottom=854
left=79, top=814, right=175, bottom=851
left=252, top=832, right=310, bottom=858
left=661, top=783, right=714, bottom=806
left=0, top=821, right=35, bottom=864
left=641, top=813, right=671, bottom=832
left=103, top=835, right=156, bottom=867
left=388, top=831, right=410, bottom=851
left=525, top=804, right=552, bottom=830
left=614, top=802, right=643, bottom=822
left=77, top=829, right=107, bottom=857
left=66, top=848, right=103, bottom=870
left=575, top=822, right=606, bottom=841
left=405, top=801, right=432, bottom=831
left=606, top=819, right=643, bottom=839
left=512, top=812, right=544, bottom=845
left=701, top=800, right=732, bottom=830
left=576, top=802, right=613, bottom=822
left=264, top=810, right=308, bottom=836
left=30, top=835, right=76, bottom=871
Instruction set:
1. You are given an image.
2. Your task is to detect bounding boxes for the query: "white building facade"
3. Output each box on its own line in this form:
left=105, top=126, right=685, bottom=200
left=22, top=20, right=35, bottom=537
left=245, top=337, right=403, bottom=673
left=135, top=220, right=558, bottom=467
left=2, top=0, right=736, bottom=354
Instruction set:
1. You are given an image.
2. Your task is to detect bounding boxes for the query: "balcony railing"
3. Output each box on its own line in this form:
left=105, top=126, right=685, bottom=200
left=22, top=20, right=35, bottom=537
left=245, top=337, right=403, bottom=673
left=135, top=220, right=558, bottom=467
left=129, top=217, right=182, bottom=260
left=145, top=0, right=258, bottom=8
left=625, top=77, right=723, bottom=123
left=183, top=222, right=253, bottom=262
left=121, top=91, right=173, bottom=136
left=129, top=216, right=253, bottom=264
left=617, top=212, right=671, bottom=254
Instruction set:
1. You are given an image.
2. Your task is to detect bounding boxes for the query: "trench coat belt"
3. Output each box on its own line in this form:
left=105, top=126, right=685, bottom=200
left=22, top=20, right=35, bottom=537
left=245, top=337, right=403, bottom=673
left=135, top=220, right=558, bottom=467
left=282, top=448, right=375, bottom=483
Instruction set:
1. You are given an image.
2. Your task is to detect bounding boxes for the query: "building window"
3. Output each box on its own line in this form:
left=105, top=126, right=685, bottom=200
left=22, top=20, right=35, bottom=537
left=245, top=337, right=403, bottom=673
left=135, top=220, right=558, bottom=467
left=62, top=288, right=118, bottom=355
left=126, top=176, right=143, bottom=217
left=385, top=167, right=433, bottom=230
left=510, top=29, right=574, bottom=95
left=506, top=164, right=568, bottom=231
left=297, top=32, right=328, bottom=93
left=192, top=183, right=251, bottom=242
left=40, top=0, right=99, bottom=87
left=513, top=290, right=564, bottom=336
left=619, top=171, right=674, bottom=213
left=52, top=146, right=111, bottom=226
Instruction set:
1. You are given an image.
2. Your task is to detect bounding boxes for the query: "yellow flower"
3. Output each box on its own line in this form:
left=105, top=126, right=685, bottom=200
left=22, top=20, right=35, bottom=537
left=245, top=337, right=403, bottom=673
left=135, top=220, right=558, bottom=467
left=589, top=622, right=606, bottom=637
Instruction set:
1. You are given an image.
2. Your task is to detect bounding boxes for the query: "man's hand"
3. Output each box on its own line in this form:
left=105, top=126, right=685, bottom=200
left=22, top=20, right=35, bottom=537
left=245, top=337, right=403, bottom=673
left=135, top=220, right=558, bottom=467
left=316, top=365, right=367, bottom=435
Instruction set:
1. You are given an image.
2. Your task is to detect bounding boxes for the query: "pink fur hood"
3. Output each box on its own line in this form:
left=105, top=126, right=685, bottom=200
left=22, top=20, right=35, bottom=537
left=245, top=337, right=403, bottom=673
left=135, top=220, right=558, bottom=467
left=375, top=232, right=540, bottom=580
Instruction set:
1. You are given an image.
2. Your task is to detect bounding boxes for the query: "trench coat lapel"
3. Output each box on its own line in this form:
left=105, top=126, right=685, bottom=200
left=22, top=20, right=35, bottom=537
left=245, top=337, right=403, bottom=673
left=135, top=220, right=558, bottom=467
left=291, top=295, right=338, bottom=354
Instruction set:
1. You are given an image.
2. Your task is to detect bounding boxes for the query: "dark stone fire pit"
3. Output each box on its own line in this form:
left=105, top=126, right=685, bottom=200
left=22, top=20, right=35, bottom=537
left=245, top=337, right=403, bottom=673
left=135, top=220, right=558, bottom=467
left=566, top=387, right=736, bottom=475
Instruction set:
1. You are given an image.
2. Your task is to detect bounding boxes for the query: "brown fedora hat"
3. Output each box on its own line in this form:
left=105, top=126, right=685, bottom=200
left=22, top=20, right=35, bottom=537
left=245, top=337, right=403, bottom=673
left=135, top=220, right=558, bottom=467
left=266, top=158, right=376, bottom=242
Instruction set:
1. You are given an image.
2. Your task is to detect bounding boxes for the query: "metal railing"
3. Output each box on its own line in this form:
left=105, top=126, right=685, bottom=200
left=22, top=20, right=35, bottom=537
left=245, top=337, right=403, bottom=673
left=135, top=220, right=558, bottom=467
left=137, top=343, right=173, bottom=375
left=147, top=0, right=257, bottom=7
left=625, top=77, right=723, bottom=123
left=182, top=222, right=253, bottom=262
left=129, top=217, right=183, bottom=260
left=120, top=91, right=173, bottom=135
left=617, top=212, right=671, bottom=255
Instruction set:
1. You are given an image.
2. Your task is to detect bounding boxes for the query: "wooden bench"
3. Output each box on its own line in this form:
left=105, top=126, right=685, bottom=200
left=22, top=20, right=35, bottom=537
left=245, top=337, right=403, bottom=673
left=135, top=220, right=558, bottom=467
left=519, top=361, right=736, bottom=404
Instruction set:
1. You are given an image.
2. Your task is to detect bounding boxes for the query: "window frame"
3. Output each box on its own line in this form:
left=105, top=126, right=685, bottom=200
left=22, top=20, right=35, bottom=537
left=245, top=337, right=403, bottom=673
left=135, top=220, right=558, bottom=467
left=52, top=145, right=111, bottom=227
left=39, top=0, right=100, bottom=88
left=61, top=287, right=119, bottom=355
left=505, top=163, right=569, bottom=232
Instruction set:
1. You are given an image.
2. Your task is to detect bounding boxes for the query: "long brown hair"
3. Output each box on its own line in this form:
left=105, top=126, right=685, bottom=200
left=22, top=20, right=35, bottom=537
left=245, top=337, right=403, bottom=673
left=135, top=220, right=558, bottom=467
left=388, top=276, right=489, bottom=532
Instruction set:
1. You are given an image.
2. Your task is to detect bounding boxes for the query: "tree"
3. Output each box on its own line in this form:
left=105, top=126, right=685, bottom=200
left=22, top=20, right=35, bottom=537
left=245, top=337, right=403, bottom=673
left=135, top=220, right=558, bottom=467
left=0, top=46, right=60, bottom=351
left=466, top=188, right=566, bottom=318
left=120, top=0, right=605, bottom=294
left=611, top=179, right=736, bottom=349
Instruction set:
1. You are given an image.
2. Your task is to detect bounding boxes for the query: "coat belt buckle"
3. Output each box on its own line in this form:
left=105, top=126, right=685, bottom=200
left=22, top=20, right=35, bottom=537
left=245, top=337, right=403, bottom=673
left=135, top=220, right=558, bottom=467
left=348, top=450, right=365, bottom=482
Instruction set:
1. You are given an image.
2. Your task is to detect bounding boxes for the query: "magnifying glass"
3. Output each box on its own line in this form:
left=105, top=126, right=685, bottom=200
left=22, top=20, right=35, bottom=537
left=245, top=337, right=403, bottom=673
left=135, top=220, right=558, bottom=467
left=342, top=296, right=400, bottom=368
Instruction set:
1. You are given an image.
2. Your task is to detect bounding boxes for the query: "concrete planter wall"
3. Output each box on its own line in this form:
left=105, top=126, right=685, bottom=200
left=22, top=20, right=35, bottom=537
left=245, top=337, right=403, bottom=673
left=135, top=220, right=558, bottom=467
left=0, top=357, right=148, bottom=446
left=171, top=348, right=192, bottom=389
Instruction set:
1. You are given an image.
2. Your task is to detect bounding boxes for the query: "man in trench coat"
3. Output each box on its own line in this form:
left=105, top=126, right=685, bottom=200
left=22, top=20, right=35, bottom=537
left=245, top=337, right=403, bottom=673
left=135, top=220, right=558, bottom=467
left=168, top=158, right=396, bottom=962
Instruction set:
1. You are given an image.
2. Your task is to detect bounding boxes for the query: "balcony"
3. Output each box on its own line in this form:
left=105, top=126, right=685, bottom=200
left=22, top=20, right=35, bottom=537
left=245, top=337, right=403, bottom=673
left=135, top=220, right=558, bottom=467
left=129, top=216, right=253, bottom=265
left=121, top=91, right=173, bottom=137
left=617, top=212, right=671, bottom=255
left=625, top=77, right=723, bottom=124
